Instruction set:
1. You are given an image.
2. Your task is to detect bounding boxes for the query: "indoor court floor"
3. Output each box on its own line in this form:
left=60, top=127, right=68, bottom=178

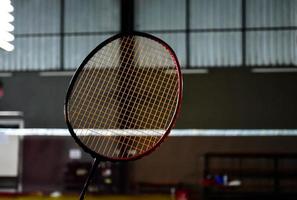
left=0, top=194, right=170, bottom=200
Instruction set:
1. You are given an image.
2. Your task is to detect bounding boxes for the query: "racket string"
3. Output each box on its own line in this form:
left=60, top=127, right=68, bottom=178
left=69, top=44, right=120, bottom=130
left=73, top=38, right=131, bottom=143
left=72, top=41, right=176, bottom=122
left=75, top=64, right=178, bottom=106
left=72, top=80, right=164, bottom=155
left=118, top=37, right=178, bottom=152
left=72, top=41, right=175, bottom=156
left=86, top=130, right=155, bottom=153
left=129, top=39, right=178, bottom=151
left=101, top=37, right=159, bottom=156
left=115, top=38, right=162, bottom=156
left=68, top=35, right=180, bottom=158
left=80, top=36, right=153, bottom=155
left=108, top=37, right=177, bottom=156
left=72, top=74, right=172, bottom=154
left=81, top=40, right=138, bottom=151
left=73, top=81, right=176, bottom=133
left=120, top=45, right=176, bottom=154
left=93, top=51, right=178, bottom=102
left=80, top=37, right=135, bottom=150
left=89, top=38, right=143, bottom=153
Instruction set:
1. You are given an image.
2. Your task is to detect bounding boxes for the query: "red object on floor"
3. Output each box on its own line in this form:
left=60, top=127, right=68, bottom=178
left=175, top=189, right=189, bottom=200
left=0, top=80, right=4, bottom=98
left=0, top=88, right=4, bottom=97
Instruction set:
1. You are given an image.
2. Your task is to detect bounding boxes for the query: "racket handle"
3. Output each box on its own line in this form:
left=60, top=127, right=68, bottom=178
left=79, top=158, right=100, bottom=200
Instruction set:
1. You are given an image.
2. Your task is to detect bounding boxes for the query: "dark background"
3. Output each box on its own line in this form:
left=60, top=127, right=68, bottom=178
left=0, top=70, right=296, bottom=129
left=0, top=0, right=297, bottom=199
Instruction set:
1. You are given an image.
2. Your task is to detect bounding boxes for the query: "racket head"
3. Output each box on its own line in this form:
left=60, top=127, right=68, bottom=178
left=64, top=32, right=182, bottom=161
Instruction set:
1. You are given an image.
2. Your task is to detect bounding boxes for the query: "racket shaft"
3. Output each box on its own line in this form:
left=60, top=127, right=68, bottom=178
left=79, top=158, right=100, bottom=200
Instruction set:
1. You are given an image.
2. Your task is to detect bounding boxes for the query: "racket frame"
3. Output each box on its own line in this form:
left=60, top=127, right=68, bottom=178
left=64, top=31, right=183, bottom=162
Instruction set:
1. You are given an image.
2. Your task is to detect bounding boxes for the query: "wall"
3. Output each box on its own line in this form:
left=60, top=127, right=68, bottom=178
left=0, top=72, right=71, bottom=128
left=0, top=70, right=296, bottom=192
left=179, top=69, right=297, bottom=129
left=0, top=70, right=296, bottom=128
left=20, top=135, right=297, bottom=192
left=132, top=136, right=297, bottom=185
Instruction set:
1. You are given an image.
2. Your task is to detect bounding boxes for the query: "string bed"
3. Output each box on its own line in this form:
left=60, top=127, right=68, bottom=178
left=67, top=35, right=180, bottom=159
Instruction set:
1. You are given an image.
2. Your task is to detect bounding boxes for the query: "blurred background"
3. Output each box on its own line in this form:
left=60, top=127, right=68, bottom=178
left=0, top=0, right=297, bottom=199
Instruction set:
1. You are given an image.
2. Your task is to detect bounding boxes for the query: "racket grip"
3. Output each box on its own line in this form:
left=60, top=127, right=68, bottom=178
left=79, top=158, right=100, bottom=200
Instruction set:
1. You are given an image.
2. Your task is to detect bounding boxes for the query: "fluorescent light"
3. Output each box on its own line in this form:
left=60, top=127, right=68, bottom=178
left=0, top=72, right=12, bottom=77
left=0, top=13, right=14, bottom=23
left=182, top=69, right=209, bottom=74
left=0, top=3, right=14, bottom=13
left=251, top=68, right=297, bottom=73
left=0, top=40, right=14, bottom=51
left=39, top=71, right=75, bottom=76
left=0, top=22, right=14, bottom=31
left=0, top=31, right=14, bottom=41
left=0, top=0, right=14, bottom=52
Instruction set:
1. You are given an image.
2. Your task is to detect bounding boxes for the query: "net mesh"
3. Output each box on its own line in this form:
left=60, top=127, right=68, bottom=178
left=67, top=35, right=180, bottom=159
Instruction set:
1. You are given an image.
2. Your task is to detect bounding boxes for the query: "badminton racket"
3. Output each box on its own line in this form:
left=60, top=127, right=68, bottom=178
left=64, top=32, right=182, bottom=200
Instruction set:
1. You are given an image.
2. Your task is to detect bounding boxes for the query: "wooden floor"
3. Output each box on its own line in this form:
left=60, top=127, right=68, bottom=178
left=0, top=194, right=171, bottom=200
